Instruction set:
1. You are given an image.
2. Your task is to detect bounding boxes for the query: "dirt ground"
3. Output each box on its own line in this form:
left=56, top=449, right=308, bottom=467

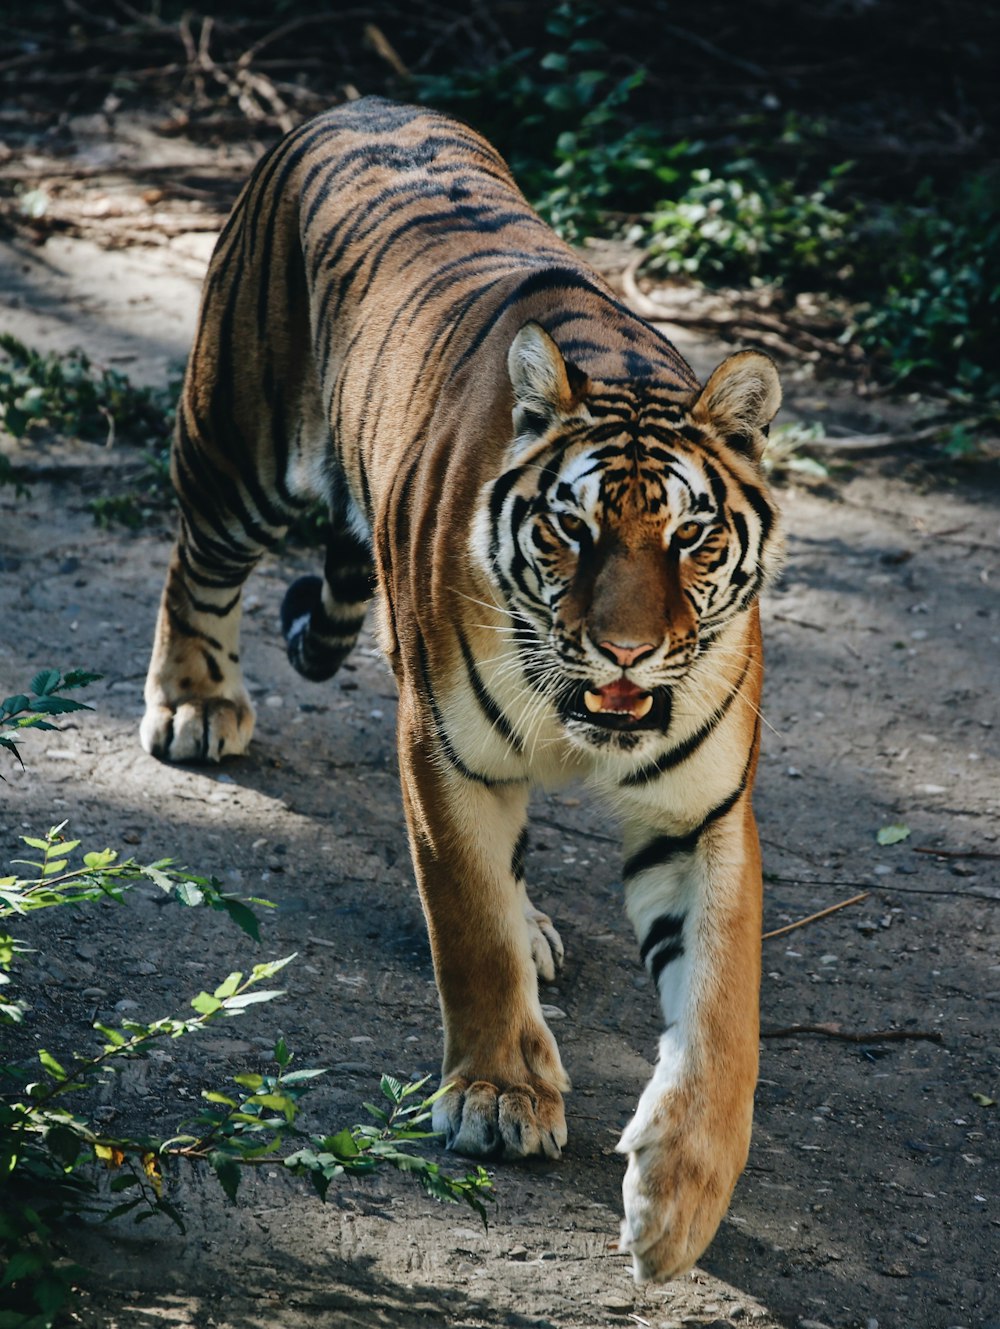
left=1, top=124, right=999, bottom=1329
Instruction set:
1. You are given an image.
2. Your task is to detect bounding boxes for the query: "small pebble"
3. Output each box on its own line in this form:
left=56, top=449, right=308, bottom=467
left=81, top=987, right=107, bottom=1000
left=507, top=1245, right=528, bottom=1261
left=540, top=1004, right=567, bottom=1020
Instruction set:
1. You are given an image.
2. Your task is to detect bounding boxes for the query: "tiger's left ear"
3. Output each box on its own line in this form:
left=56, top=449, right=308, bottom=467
left=691, top=350, right=781, bottom=462
left=508, top=322, right=589, bottom=448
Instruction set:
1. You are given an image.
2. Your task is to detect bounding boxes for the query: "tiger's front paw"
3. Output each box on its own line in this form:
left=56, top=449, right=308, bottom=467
left=617, top=1095, right=749, bottom=1282
left=433, top=1075, right=567, bottom=1161
left=140, top=695, right=255, bottom=763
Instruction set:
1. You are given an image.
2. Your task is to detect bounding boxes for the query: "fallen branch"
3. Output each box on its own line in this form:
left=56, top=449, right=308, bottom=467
left=765, top=873, right=1000, bottom=904
left=913, top=845, right=1000, bottom=861
left=761, top=1023, right=943, bottom=1045
left=762, top=891, right=868, bottom=940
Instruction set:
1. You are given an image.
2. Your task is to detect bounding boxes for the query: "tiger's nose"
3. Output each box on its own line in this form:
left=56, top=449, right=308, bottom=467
left=597, top=639, right=655, bottom=668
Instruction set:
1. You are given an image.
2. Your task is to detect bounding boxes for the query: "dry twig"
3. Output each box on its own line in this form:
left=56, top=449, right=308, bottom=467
left=762, top=891, right=868, bottom=940
left=762, top=1023, right=943, bottom=1045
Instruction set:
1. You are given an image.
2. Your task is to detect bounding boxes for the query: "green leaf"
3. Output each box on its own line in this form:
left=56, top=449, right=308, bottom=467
left=222, top=988, right=285, bottom=1008
left=1, top=1249, right=45, bottom=1287
left=876, top=824, right=911, bottom=846
left=202, top=1090, right=238, bottom=1108
left=220, top=897, right=261, bottom=942
left=30, top=669, right=61, bottom=697
left=143, top=864, right=175, bottom=893
left=38, top=1048, right=66, bottom=1080
left=83, top=849, right=117, bottom=870
left=210, top=1151, right=241, bottom=1202
left=29, top=695, right=91, bottom=715
left=190, top=992, right=223, bottom=1016
left=44, top=1124, right=82, bottom=1168
left=109, top=1174, right=144, bottom=1193
left=325, top=1128, right=361, bottom=1159
left=232, top=1073, right=264, bottom=1092
left=279, top=1068, right=325, bottom=1086
left=212, top=971, right=243, bottom=1001
left=380, top=1073, right=404, bottom=1105
left=61, top=670, right=102, bottom=691
left=247, top=1092, right=296, bottom=1122
left=274, top=1036, right=290, bottom=1067
left=176, top=881, right=205, bottom=908
left=972, top=1092, right=996, bottom=1107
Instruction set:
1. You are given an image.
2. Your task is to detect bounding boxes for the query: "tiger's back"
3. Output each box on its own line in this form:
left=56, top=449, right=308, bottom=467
left=142, top=97, right=783, bottom=1284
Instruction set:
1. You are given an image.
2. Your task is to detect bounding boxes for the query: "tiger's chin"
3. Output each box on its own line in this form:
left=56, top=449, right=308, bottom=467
left=560, top=682, right=672, bottom=749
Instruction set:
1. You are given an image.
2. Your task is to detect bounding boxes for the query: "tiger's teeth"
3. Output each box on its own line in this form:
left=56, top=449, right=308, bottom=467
left=583, top=690, right=604, bottom=714
left=632, top=694, right=654, bottom=719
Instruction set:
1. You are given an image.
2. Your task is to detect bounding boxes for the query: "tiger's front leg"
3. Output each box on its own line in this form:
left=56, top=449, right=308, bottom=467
left=616, top=785, right=763, bottom=1281
left=397, top=689, right=570, bottom=1161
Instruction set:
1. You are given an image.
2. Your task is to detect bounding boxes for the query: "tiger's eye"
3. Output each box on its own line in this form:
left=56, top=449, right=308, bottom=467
left=673, top=520, right=702, bottom=547
left=556, top=511, right=588, bottom=541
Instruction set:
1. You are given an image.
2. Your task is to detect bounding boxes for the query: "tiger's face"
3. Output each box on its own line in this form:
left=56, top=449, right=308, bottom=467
left=480, top=323, right=782, bottom=751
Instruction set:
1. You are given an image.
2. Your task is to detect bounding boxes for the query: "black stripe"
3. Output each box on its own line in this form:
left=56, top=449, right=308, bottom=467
left=621, top=655, right=752, bottom=788
left=414, top=631, right=522, bottom=790
left=512, top=826, right=529, bottom=882
left=622, top=731, right=758, bottom=879
left=639, top=912, right=684, bottom=965
left=650, top=940, right=685, bottom=985
left=456, top=627, right=523, bottom=753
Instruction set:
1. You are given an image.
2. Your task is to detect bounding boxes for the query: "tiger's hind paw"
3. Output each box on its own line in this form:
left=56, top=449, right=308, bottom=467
left=524, top=900, right=564, bottom=984
left=281, top=575, right=358, bottom=682
left=140, top=696, right=254, bottom=764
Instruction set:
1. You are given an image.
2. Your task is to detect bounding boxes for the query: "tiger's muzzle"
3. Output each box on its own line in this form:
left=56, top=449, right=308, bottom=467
left=562, top=679, right=672, bottom=733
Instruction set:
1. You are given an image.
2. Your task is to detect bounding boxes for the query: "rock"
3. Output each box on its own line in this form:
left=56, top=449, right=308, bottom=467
left=506, top=1245, right=528, bottom=1261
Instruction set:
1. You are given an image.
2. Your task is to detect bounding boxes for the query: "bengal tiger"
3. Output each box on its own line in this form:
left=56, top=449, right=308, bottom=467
left=140, top=96, right=782, bottom=1281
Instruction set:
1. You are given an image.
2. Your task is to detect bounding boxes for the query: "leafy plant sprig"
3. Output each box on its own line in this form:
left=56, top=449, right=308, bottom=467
left=0, top=333, right=174, bottom=446
left=0, top=823, right=274, bottom=1024
left=0, top=670, right=101, bottom=770
left=2, top=966, right=492, bottom=1325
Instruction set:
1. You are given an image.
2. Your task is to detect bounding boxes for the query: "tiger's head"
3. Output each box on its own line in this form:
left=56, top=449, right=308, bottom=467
left=479, top=322, right=783, bottom=752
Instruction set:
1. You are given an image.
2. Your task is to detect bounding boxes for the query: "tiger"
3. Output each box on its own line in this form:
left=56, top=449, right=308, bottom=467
left=140, top=96, right=783, bottom=1282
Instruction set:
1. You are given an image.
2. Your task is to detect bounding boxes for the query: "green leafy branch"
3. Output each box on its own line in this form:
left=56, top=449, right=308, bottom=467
left=0, top=669, right=101, bottom=770
left=2, top=966, right=492, bottom=1325
left=0, top=823, right=273, bottom=1025
left=0, top=333, right=174, bottom=446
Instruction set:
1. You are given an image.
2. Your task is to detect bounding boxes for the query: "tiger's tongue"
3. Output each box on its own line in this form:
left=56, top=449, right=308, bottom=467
left=583, top=679, right=653, bottom=718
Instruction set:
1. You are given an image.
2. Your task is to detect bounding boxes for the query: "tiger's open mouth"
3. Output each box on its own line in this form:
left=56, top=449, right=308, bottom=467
left=563, top=679, right=671, bottom=732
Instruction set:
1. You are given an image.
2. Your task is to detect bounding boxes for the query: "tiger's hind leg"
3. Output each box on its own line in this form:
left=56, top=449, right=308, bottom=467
left=281, top=512, right=375, bottom=682
left=141, top=391, right=300, bottom=764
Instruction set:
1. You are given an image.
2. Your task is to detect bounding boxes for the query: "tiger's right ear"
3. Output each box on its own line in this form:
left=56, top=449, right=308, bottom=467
left=507, top=322, right=589, bottom=446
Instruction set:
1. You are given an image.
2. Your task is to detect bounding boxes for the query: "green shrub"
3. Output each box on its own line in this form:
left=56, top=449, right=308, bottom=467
left=0, top=675, right=493, bottom=1327
left=0, top=335, right=175, bottom=447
